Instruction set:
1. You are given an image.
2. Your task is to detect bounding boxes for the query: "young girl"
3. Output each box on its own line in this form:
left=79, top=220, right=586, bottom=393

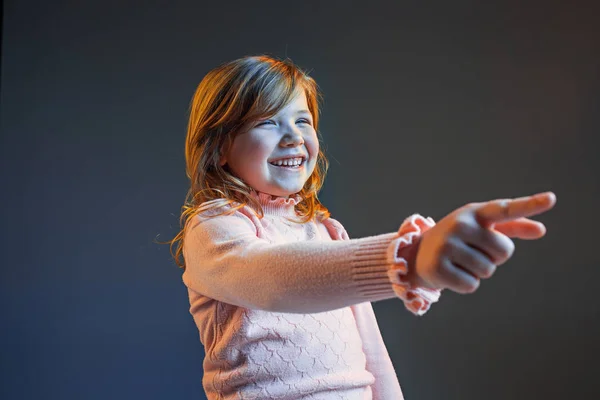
left=170, top=55, right=556, bottom=399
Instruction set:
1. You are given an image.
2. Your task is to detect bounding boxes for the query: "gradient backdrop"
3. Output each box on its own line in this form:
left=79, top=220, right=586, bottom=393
left=1, top=1, right=599, bottom=399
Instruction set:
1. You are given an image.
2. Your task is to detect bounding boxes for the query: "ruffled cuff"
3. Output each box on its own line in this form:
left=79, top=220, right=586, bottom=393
left=386, top=214, right=442, bottom=316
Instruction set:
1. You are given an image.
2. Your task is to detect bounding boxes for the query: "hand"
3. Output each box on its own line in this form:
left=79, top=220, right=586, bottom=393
left=411, top=191, right=557, bottom=294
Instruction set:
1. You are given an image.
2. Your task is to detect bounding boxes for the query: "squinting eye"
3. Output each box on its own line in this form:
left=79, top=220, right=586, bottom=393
left=297, top=118, right=312, bottom=125
left=256, top=120, right=274, bottom=127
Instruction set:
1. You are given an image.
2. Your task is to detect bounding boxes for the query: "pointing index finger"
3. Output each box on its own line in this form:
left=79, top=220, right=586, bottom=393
left=475, top=192, right=557, bottom=228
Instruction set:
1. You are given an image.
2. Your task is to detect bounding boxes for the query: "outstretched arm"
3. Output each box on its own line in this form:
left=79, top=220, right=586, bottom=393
left=182, top=211, right=400, bottom=313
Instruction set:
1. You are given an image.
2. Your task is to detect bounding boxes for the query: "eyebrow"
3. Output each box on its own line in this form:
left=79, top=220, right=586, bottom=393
left=295, top=109, right=312, bottom=116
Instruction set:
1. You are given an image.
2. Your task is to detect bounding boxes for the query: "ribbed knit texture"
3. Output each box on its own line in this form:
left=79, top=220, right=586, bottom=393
left=182, top=191, right=440, bottom=399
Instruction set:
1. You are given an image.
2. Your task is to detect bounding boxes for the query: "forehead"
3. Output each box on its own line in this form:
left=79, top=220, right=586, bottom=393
left=277, top=89, right=309, bottom=115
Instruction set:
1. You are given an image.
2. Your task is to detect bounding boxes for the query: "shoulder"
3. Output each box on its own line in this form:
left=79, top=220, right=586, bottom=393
left=318, top=216, right=350, bottom=241
left=182, top=203, right=268, bottom=263
left=185, top=201, right=259, bottom=237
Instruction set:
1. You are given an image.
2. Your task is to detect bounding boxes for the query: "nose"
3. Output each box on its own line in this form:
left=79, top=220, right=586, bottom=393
left=280, top=126, right=304, bottom=147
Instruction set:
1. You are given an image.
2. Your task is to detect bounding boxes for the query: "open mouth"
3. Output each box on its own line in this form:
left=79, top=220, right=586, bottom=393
left=268, top=157, right=306, bottom=169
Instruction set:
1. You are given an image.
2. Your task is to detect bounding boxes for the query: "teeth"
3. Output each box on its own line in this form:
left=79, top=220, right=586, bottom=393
left=271, top=157, right=303, bottom=167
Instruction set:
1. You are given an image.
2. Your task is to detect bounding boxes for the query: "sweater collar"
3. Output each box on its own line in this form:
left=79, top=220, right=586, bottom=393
left=250, top=191, right=301, bottom=217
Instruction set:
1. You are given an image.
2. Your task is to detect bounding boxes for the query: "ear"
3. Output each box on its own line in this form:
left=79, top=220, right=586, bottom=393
left=219, top=136, right=233, bottom=167
left=218, top=147, right=228, bottom=166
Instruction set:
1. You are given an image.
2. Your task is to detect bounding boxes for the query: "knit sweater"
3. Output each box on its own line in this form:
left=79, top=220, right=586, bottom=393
left=182, top=191, right=442, bottom=399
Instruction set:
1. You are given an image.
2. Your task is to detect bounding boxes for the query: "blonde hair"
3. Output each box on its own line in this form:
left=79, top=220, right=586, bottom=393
left=166, top=55, right=330, bottom=269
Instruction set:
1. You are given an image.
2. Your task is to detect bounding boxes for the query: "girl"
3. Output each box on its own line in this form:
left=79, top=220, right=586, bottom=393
left=169, top=55, right=556, bottom=399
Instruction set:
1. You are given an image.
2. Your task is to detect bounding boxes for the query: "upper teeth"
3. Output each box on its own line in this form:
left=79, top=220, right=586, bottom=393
left=270, top=157, right=303, bottom=166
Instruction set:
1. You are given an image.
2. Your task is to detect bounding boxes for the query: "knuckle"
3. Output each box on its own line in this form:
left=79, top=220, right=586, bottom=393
left=454, top=216, right=471, bottom=231
left=479, top=264, right=496, bottom=279
left=498, top=240, right=515, bottom=260
left=441, top=240, right=455, bottom=254
left=457, top=203, right=477, bottom=216
left=451, top=217, right=473, bottom=237
left=459, top=279, right=480, bottom=294
left=507, top=240, right=515, bottom=255
left=501, top=202, right=511, bottom=219
left=439, top=259, right=453, bottom=274
left=437, top=260, right=455, bottom=285
left=492, top=254, right=506, bottom=265
left=494, top=250, right=509, bottom=264
left=466, top=279, right=481, bottom=293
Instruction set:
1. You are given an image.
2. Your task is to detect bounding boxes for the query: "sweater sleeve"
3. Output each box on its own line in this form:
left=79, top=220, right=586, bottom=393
left=351, top=302, right=404, bottom=400
left=385, top=214, right=443, bottom=316
left=182, top=208, right=442, bottom=314
left=182, top=210, right=399, bottom=313
left=325, top=213, right=443, bottom=316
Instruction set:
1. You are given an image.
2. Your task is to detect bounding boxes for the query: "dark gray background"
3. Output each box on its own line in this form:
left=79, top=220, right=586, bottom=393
left=2, top=1, right=598, bottom=399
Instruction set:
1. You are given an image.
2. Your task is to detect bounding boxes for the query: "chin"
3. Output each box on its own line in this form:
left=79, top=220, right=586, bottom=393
left=277, top=190, right=302, bottom=198
left=268, top=186, right=303, bottom=198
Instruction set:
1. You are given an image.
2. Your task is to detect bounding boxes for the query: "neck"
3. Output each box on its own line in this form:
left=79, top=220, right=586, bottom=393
left=251, top=190, right=301, bottom=217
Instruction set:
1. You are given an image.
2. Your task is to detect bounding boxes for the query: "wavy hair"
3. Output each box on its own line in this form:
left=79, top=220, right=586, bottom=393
left=165, top=55, right=330, bottom=269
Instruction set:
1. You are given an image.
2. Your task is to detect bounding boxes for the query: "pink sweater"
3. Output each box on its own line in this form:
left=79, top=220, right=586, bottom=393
left=182, top=191, right=441, bottom=399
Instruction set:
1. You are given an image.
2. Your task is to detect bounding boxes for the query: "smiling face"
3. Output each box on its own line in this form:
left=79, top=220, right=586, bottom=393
left=220, top=90, right=319, bottom=198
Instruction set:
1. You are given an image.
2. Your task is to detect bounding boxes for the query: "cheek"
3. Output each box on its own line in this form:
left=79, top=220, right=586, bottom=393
left=230, top=136, right=268, bottom=166
left=307, top=134, right=320, bottom=159
left=245, top=133, right=274, bottom=156
left=306, top=140, right=320, bottom=173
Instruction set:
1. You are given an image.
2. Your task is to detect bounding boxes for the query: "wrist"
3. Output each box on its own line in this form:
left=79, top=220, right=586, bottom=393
left=385, top=214, right=442, bottom=316
left=397, top=234, right=424, bottom=287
